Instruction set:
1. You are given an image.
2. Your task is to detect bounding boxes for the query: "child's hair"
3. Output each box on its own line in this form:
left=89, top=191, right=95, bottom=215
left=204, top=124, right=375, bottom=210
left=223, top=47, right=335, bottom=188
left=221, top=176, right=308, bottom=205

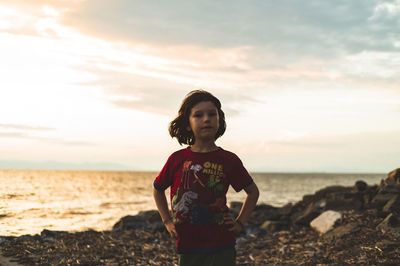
left=169, top=90, right=226, bottom=145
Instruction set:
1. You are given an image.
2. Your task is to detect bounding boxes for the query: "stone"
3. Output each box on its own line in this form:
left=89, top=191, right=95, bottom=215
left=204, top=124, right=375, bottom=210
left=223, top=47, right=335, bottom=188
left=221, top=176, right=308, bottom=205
left=292, top=202, right=323, bottom=225
left=310, top=211, right=342, bottom=234
left=250, top=204, right=281, bottom=226
left=388, top=168, right=400, bottom=183
left=299, top=186, right=349, bottom=207
left=41, top=229, right=68, bottom=238
left=376, top=213, right=400, bottom=234
left=382, top=195, right=400, bottom=213
left=315, top=185, right=348, bottom=196
left=322, top=222, right=359, bottom=242
left=279, top=203, right=293, bottom=216
left=354, top=180, right=368, bottom=192
left=379, top=184, right=400, bottom=194
left=260, top=220, right=289, bottom=232
left=325, top=198, right=362, bottom=211
left=112, top=210, right=162, bottom=231
left=371, top=193, right=398, bottom=208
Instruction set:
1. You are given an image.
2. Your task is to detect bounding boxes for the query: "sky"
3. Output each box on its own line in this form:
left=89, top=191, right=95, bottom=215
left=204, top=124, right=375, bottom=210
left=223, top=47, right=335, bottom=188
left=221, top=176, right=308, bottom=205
left=0, top=0, right=399, bottom=173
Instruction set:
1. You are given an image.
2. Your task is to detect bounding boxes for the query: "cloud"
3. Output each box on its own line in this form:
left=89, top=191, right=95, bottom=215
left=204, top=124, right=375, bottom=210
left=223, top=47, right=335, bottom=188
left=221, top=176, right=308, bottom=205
left=61, top=0, right=398, bottom=57
left=0, top=126, right=95, bottom=146
left=0, top=123, right=55, bottom=131
left=80, top=66, right=257, bottom=116
left=1, top=133, right=96, bottom=146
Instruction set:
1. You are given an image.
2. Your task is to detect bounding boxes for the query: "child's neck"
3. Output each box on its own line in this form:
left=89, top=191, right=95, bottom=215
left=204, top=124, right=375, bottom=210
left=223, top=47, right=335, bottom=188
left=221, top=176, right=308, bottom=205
left=190, top=141, right=218, bottom=153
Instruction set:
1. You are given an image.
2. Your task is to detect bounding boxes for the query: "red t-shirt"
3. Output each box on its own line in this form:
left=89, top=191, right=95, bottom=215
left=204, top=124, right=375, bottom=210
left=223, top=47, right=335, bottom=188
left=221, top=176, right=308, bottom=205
left=154, top=147, right=253, bottom=253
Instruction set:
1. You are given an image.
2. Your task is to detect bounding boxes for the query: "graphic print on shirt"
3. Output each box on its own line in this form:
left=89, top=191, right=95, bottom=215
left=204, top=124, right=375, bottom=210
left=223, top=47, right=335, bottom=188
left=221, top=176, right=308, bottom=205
left=172, top=191, right=198, bottom=215
left=172, top=160, right=227, bottom=225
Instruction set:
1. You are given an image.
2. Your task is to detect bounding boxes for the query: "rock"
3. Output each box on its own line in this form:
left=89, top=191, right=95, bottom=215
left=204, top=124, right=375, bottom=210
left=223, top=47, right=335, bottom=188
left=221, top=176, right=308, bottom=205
left=41, top=229, right=68, bottom=238
left=292, top=201, right=323, bottom=226
left=310, top=211, right=342, bottom=234
left=371, top=193, right=397, bottom=209
left=322, top=222, right=359, bottom=242
left=278, top=203, right=293, bottom=216
left=354, top=180, right=368, bottom=192
left=388, top=168, right=400, bottom=183
left=378, top=184, right=400, bottom=194
left=376, top=213, right=400, bottom=234
left=315, top=186, right=349, bottom=198
left=112, top=210, right=163, bottom=232
left=382, top=195, right=400, bottom=213
left=325, top=198, right=362, bottom=211
left=300, top=186, right=349, bottom=207
left=260, top=220, right=289, bottom=233
left=250, top=204, right=281, bottom=226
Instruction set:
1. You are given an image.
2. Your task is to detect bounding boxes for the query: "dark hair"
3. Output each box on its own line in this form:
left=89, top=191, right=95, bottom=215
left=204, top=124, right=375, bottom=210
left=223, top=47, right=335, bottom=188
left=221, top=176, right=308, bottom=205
left=169, top=90, right=226, bottom=145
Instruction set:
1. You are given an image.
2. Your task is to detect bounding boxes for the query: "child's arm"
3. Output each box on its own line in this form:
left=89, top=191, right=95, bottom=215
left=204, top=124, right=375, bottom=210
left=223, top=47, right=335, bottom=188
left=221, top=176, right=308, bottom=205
left=153, top=188, right=178, bottom=239
left=226, top=182, right=259, bottom=233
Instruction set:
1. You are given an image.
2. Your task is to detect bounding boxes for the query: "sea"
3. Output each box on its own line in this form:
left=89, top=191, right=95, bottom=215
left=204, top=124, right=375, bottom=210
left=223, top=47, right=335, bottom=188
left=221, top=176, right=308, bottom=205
left=0, top=169, right=385, bottom=236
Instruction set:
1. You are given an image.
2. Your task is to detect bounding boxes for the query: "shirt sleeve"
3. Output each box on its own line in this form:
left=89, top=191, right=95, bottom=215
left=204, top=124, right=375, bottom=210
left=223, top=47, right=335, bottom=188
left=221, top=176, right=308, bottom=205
left=154, top=153, right=175, bottom=191
left=228, top=154, right=253, bottom=192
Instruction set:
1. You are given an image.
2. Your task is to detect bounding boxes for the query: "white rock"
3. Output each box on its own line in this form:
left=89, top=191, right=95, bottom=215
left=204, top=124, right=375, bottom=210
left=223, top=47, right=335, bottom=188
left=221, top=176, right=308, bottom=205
left=310, top=210, right=342, bottom=234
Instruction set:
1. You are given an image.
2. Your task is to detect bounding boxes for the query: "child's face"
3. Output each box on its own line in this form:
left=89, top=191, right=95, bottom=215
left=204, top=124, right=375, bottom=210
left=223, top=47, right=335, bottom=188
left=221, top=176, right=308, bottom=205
left=187, top=101, right=219, bottom=143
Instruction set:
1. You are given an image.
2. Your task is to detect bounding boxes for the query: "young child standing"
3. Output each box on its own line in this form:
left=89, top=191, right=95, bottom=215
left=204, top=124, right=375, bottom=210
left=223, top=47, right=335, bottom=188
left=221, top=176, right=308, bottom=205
left=153, top=90, right=259, bottom=266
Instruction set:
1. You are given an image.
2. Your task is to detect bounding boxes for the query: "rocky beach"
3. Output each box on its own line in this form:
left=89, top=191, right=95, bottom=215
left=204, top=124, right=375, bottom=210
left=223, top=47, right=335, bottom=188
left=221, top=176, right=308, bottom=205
left=1, top=168, right=399, bottom=265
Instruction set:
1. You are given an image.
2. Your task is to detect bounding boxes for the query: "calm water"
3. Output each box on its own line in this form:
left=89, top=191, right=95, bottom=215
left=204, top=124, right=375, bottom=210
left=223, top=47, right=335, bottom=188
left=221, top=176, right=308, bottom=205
left=0, top=169, right=385, bottom=236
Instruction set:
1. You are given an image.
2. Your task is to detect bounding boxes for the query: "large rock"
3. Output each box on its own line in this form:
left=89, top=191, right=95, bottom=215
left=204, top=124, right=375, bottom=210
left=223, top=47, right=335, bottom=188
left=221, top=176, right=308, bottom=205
left=278, top=203, right=293, bottom=216
left=354, top=180, right=368, bottom=192
left=388, top=168, right=400, bottom=183
left=382, top=195, right=400, bottom=213
left=371, top=193, right=398, bottom=209
left=291, top=201, right=324, bottom=226
left=376, top=213, right=400, bottom=237
left=250, top=204, right=281, bottom=226
left=325, top=198, right=363, bottom=211
left=322, top=222, right=360, bottom=242
left=112, top=210, right=163, bottom=232
left=310, top=210, right=342, bottom=234
left=301, top=186, right=350, bottom=206
left=260, top=220, right=289, bottom=232
left=378, top=184, right=400, bottom=194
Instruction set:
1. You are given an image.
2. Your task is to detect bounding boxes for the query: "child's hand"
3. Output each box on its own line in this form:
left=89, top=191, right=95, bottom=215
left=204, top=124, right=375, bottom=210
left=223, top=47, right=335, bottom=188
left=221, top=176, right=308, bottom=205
left=164, top=220, right=178, bottom=239
left=223, top=212, right=243, bottom=233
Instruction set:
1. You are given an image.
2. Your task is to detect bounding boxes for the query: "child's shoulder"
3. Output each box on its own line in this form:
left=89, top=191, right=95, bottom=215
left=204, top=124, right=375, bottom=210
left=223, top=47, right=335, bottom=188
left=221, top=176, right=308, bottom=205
left=218, top=147, right=242, bottom=161
left=168, top=147, right=189, bottom=158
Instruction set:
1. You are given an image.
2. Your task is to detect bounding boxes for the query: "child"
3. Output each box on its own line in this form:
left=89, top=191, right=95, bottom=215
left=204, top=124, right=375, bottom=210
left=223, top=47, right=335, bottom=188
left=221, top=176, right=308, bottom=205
left=153, top=90, right=259, bottom=266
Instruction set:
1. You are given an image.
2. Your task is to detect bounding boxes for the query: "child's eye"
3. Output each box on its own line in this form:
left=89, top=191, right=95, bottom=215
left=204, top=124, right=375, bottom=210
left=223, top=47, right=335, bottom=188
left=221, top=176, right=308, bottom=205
left=209, top=112, right=217, bottom=116
left=193, top=113, right=202, bottom=117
